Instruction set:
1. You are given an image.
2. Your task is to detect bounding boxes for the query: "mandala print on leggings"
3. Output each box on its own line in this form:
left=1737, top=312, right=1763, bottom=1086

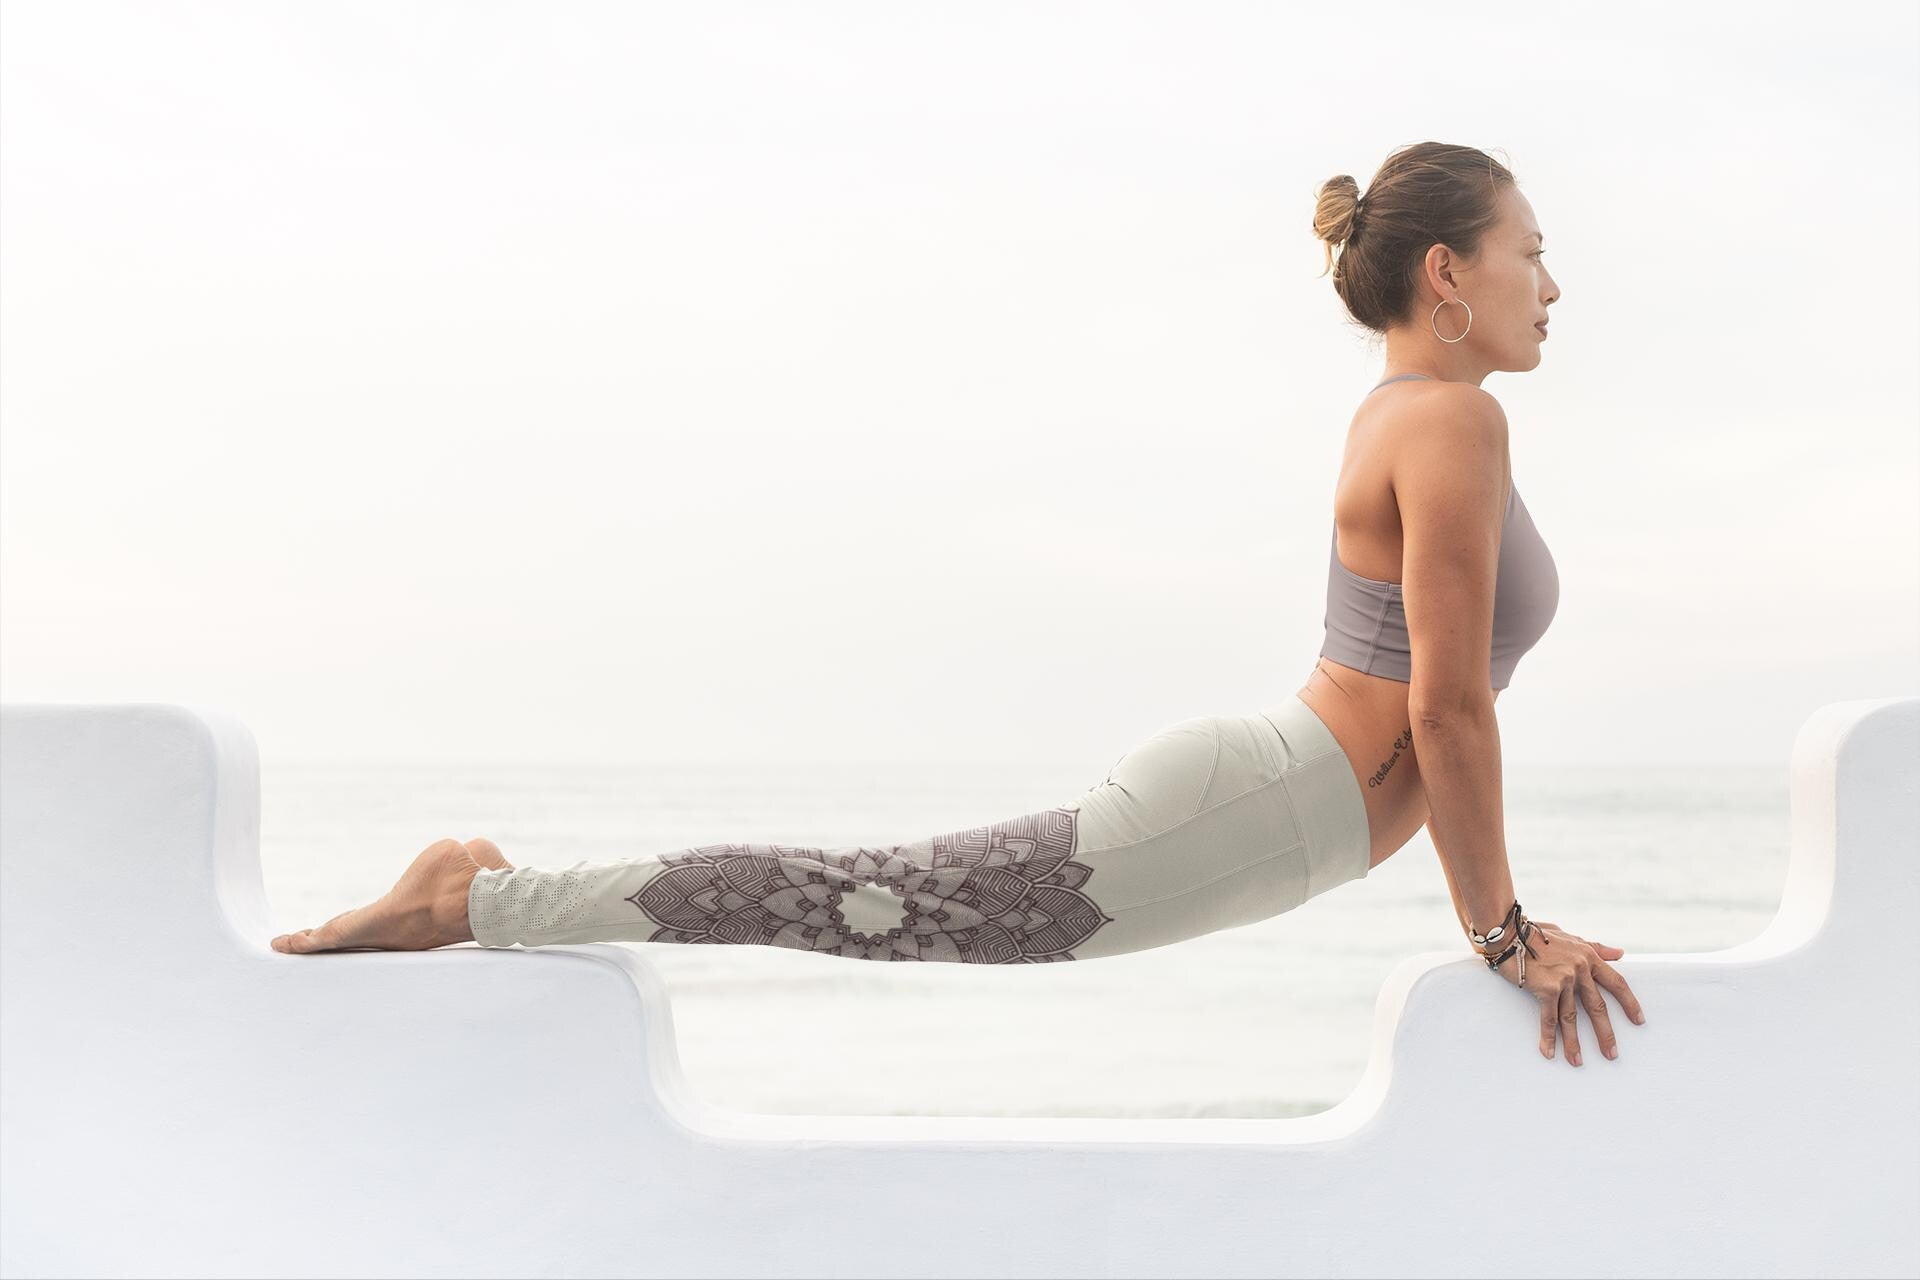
left=625, top=805, right=1113, bottom=962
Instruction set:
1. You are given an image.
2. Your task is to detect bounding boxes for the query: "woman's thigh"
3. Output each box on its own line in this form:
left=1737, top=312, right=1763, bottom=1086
left=1052, top=711, right=1329, bottom=957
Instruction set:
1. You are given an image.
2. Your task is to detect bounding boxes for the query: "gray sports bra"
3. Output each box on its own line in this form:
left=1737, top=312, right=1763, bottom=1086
left=1320, top=372, right=1560, bottom=691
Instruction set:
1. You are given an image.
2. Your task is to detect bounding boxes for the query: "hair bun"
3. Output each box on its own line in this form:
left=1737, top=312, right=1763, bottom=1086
left=1313, top=174, right=1363, bottom=247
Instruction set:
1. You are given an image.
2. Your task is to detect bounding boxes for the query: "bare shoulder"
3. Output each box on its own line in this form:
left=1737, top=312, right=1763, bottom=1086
left=1382, top=380, right=1506, bottom=438
left=1379, top=382, right=1507, bottom=483
left=1381, top=382, right=1509, bottom=515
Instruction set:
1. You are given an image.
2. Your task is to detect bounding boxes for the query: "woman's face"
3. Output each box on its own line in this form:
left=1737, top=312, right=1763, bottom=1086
left=1404, top=186, right=1560, bottom=372
left=1475, top=188, right=1559, bottom=367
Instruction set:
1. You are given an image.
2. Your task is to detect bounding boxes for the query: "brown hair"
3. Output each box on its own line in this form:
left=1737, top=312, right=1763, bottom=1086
left=1312, top=142, right=1517, bottom=336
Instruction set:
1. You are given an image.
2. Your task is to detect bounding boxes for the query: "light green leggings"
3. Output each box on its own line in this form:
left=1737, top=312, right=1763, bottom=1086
left=466, top=692, right=1370, bottom=961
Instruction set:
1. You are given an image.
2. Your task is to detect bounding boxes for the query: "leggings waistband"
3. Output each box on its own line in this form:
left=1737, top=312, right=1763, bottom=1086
left=1257, top=692, right=1344, bottom=767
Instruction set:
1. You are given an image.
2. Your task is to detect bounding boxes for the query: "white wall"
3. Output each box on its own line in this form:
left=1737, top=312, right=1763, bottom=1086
left=2, top=694, right=1915, bottom=1278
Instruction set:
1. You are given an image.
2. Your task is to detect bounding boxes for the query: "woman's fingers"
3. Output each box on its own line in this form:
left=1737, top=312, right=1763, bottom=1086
left=1590, top=959, right=1647, bottom=1025
left=1558, top=981, right=1582, bottom=1066
left=1580, top=968, right=1619, bottom=1060
left=1538, top=985, right=1559, bottom=1059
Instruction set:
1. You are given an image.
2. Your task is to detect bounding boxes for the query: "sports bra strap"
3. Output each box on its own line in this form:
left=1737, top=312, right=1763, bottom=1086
left=1367, top=372, right=1435, bottom=394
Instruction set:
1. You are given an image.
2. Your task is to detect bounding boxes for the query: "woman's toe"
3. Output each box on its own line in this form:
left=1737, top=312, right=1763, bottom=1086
left=285, top=924, right=335, bottom=953
left=279, top=904, right=382, bottom=953
left=464, top=837, right=513, bottom=871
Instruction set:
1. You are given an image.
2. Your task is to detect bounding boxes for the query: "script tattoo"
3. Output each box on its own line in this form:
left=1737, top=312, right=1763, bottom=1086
left=1366, top=726, right=1415, bottom=789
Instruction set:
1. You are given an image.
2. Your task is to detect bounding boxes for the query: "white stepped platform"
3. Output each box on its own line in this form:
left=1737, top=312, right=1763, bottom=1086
left=2, top=696, right=1915, bottom=1279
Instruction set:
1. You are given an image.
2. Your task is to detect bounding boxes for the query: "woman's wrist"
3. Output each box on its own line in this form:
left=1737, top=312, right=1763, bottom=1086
left=1467, top=898, right=1545, bottom=980
left=1466, top=897, right=1523, bottom=950
left=1487, top=918, right=1563, bottom=991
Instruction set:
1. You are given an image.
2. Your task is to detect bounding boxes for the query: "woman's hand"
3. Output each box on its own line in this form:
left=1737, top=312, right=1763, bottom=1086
left=1486, top=919, right=1646, bottom=1066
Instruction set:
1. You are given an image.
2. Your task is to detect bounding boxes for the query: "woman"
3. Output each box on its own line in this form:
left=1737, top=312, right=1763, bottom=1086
left=272, top=141, right=1646, bottom=1067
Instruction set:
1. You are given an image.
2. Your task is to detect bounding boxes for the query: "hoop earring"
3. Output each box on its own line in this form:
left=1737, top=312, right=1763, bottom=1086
left=1431, top=296, right=1472, bottom=344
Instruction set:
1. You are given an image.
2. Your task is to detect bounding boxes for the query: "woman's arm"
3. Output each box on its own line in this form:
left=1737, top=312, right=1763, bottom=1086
left=1427, top=687, right=1506, bottom=938
left=1395, top=385, right=1518, bottom=940
left=1433, top=826, right=1473, bottom=936
left=1417, top=705, right=1514, bottom=939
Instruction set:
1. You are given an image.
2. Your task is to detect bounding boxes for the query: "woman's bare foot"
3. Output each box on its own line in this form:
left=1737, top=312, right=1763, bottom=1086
left=271, top=837, right=516, bottom=954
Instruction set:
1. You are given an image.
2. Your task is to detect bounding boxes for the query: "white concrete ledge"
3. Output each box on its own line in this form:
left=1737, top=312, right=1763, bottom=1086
left=2, top=696, right=1915, bottom=1279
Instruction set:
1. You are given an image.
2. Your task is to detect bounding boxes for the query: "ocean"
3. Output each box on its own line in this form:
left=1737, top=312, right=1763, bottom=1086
left=259, top=757, right=1790, bottom=1119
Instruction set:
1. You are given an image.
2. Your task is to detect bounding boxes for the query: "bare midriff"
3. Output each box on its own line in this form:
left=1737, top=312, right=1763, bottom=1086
left=1293, top=376, right=1509, bottom=873
left=1296, top=660, right=1501, bottom=872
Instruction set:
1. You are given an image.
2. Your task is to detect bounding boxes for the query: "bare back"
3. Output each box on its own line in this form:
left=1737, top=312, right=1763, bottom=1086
left=1296, top=380, right=1509, bottom=870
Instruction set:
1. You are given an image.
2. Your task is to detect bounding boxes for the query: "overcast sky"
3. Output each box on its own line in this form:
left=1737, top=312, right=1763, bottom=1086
left=3, top=0, right=1915, bottom=771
